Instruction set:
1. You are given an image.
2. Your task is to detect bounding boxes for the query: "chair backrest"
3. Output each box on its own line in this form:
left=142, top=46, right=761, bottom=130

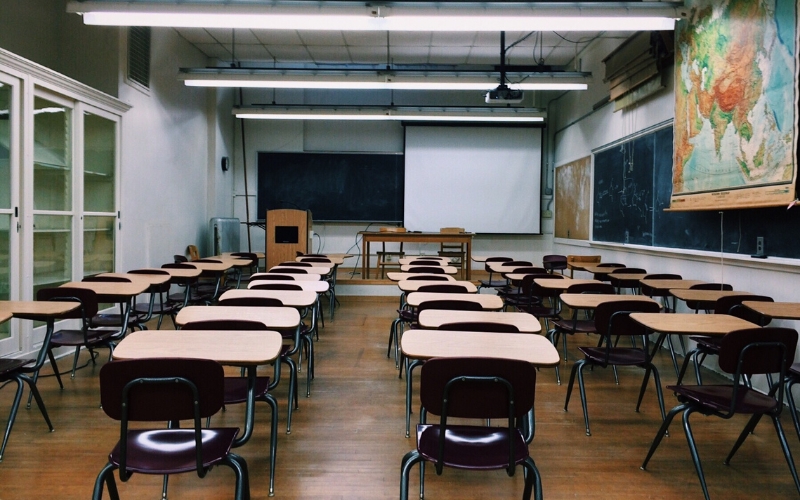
left=642, top=273, right=682, bottom=280
left=406, top=266, right=445, bottom=274
left=83, top=276, right=132, bottom=283
left=250, top=283, right=303, bottom=291
left=128, top=269, right=172, bottom=292
left=217, top=296, right=283, bottom=307
left=594, top=299, right=660, bottom=338
left=406, top=275, right=449, bottom=281
left=566, top=282, right=616, bottom=295
left=174, top=254, right=188, bottom=263
left=37, top=287, right=99, bottom=319
left=182, top=319, right=269, bottom=331
left=416, top=284, right=470, bottom=294
left=195, top=258, right=222, bottom=264
left=597, top=263, right=625, bottom=268
left=518, top=273, right=556, bottom=295
left=503, top=261, right=533, bottom=268
left=417, top=300, right=484, bottom=313
left=299, top=257, right=332, bottom=263
left=409, top=260, right=443, bottom=266
left=690, top=283, right=733, bottom=291
left=251, top=273, right=294, bottom=281
left=542, top=255, right=568, bottom=272
left=609, top=267, right=646, bottom=275
left=437, top=322, right=520, bottom=333
left=718, top=327, right=797, bottom=378
left=714, top=294, right=774, bottom=326
left=419, top=357, right=535, bottom=420
left=279, top=261, right=312, bottom=267
left=507, top=267, right=548, bottom=275
left=99, top=357, right=224, bottom=422
left=231, top=252, right=258, bottom=265
left=268, top=268, right=308, bottom=274
left=528, top=274, right=565, bottom=298
left=484, top=257, right=512, bottom=272
left=162, top=263, right=195, bottom=270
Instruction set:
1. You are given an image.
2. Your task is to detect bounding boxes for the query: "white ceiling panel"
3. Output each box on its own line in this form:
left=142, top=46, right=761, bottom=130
left=348, top=46, right=390, bottom=65
left=251, top=30, right=304, bottom=45
left=191, top=43, right=234, bottom=60
left=342, top=31, right=388, bottom=47
left=428, top=46, right=469, bottom=66
left=430, top=32, right=478, bottom=47
left=230, top=44, right=273, bottom=61
left=266, top=45, right=313, bottom=62
left=388, top=45, right=430, bottom=65
left=466, top=46, right=502, bottom=65
left=307, top=45, right=353, bottom=64
left=205, top=28, right=261, bottom=44
left=174, top=27, right=217, bottom=44
left=389, top=32, right=432, bottom=47
left=298, top=31, right=347, bottom=46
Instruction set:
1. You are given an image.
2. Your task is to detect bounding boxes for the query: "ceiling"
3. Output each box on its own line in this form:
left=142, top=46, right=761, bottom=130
left=174, top=28, right=632, bottom=70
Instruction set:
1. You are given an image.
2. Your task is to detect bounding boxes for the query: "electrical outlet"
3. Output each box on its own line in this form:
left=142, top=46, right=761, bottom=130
left=542, top=210, right=553, bottom=219
left=756, top=237, right=765, bottom=255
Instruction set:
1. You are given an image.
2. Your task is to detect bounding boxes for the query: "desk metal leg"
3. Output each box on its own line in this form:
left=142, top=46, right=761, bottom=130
left=233, top=365, right=257, bottom=448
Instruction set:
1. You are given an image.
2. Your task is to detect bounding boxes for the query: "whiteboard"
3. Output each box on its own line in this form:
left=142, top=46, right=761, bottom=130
left=404, top=126, right=542, bottom=234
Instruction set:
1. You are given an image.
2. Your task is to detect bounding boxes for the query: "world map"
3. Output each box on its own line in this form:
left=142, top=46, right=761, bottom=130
left=673, top=0, right=797, bottom=209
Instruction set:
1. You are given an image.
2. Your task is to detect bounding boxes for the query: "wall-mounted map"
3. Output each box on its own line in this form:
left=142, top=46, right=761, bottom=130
left=672, top=0, right=798, bottom=210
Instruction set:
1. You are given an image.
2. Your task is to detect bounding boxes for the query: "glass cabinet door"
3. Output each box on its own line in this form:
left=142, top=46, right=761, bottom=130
left=83, top=112, right=116, bottom=276
left=0, top=77, right=16, bottom=349
left=33, top=96, right=73, bottom=294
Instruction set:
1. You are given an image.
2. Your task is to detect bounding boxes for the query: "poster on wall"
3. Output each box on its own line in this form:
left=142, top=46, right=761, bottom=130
left=555, top=156, right=591, bottom=240
left=671, top=0, right=799, bottom=210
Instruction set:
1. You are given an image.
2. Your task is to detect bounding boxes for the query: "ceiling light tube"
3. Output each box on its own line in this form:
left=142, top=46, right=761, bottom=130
left=68, top=2, right=687, bottom=31
left=179, top=69, right=589, bottom=91
left=234, top=107, right=546, bottom=122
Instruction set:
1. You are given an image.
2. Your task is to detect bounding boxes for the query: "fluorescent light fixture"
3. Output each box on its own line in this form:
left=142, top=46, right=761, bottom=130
left=179, top=69, right=589, bottom=91
left=68, top=2, right=687, bottom=31
left=234, top=106, right=546, bottom=122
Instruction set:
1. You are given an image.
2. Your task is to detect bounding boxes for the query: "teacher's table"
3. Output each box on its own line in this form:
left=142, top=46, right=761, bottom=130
left=251, top=272, right=321, bottom=282
left=742, top=301, right=800, bottom=321
left=386, top=272, right=455, bottom=282
left=670, top=288, right=752, bottom=312
left=360, top=231, right=474, bottom=280
left=629, top=312, right=757, bottom=384
left=176, top=305, right=302, bottom=433
left=60, top=280, right=148, bottom=337
left=112, top=328, right=282, bottom=492
left=401, top=329, right=559, bottom=437
left=405, top=292, right=503, bottom=310
left=417, top=309, right=541, bottom=333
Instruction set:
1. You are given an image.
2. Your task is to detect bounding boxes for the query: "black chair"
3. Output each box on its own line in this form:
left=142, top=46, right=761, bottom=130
left=478, top=256, right=512, bottom=292
left=180, top=320, right=278, bottom=495
left=0, top=358, right=53, bottom=462
left=249, top=273, right=295, bottom=282
left=404, top=266, right=446, bottom=274
left=437, top=322, right=520, bottom=333
left=161, top=263, right=203, bottom=306
left=128, top=269, right=180, bottom=330
left=36, top=287, right=117, bottom=386
left=641, top=327, right=800, bottom=500
left=230, top=252, right=260, bottom=287
left=92, top=358, right=250, bottom=500
left=592, top=263, right=625, bottom=282
left=542, top=254, right=568, bottom=274
left=400, top=357, right=542, bottom=500
left=684, top=283, right=734, bottom=313
left=82, top=276, right=146, bottom=332
left=677, top=294, right=774, bottom=386
left=607, top=267, right=647, bottom=294
left=415, top=284, right=470, bottom=294
left=564, top=299, right=665, bottom=436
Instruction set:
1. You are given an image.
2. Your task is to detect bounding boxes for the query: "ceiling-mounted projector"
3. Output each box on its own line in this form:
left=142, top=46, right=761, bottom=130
left=485, top=84, right=524, bottom=104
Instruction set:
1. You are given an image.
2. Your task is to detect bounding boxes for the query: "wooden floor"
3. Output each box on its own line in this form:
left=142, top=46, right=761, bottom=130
left=2, top=296, right=800, bottom=499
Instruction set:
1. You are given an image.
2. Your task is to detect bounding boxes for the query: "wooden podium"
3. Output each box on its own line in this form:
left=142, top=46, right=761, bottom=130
left=265, top=209, right=312, bottom=270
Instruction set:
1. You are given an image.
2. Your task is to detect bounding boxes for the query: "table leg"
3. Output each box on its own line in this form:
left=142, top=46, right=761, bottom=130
left=233, top=364, right=257, bottom=448
left=465, top=238, right=472, bottom=280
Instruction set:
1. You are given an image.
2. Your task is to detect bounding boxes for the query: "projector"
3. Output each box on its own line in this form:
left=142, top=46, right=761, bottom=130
left=485, top=85, right=524, bottom=104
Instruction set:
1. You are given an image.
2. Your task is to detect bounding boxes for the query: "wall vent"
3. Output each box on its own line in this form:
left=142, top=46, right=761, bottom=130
left=127, top=26, right=151, bottom=89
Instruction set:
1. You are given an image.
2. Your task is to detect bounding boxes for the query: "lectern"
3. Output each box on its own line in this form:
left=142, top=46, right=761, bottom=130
left=265, top=209, right=312, bottom=270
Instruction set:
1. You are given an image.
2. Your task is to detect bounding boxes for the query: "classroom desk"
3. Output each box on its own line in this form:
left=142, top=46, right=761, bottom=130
left=176, top=305, right=303, bottom=432
left=405, top=292, right=503, bottom=310
left=144, top=267, right=202, bottom=279
left=487, top=262, right=536, bottom=273
left=397, top=280, right=477, bottom=293
left=113, top=329, right=282, bottom=451
left=0, top=310, right=10, bottom=324
left=559, top=293, right=658, bottom=310
left=219, top=289, right=317, bottom=308
left=248, top=280, right=329, bottom=293
left=639, top=279, right=706, bottom=294
left=398, top=257, right=449, bottom=265
left=400, top=264, right=458, bottom=274
left=670, top=289, right=752, bottom=312
left=629, top=312, right=757, bottom=383
left=417, top=309, right=541, bottom=333
left=470, top=255, right=490, bottom=262
left=386, top=272, right=455, bottom=282
left=60, top=280, right=149, bottom=336
left=607, top=272, right=649, bottom=292
left=742, top=301, right=800, bottom=320
left=401, top=329, right=559, bottom=437
left=96, top=272, right=170, bottom=286
left=533, top=277, right=602, bottom=291
left=360, top=231, right=474, bottom=280
left=252, top=272, right=321, bottom=282
left=296, top=255, right=344, bottom=265
left=270, top=265, right=332, bottom=275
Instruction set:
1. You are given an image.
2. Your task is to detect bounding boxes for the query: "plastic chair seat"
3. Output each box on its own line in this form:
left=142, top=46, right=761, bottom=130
left=50, top=328, right=117, bottom=347
left=578, top=346, right=648, bottom=366
left=416, top=424, right=529, bottom=470
left=691, top=336, right=723, bottom=350
left=668, top=384, right=780, bottom=414
left=551, top=318, right=595, bottom=334
left=91, top=312, right=146, bottom=328
left=108, top=427, right=240, bottom=474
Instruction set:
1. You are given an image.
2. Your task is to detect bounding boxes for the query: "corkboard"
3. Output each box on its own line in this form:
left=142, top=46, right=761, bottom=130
left=555, top=156, right=591, bottom=240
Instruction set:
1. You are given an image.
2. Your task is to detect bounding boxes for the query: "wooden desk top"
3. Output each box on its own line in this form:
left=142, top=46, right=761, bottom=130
left=142, top=267, right=202, bottom=279
left=398, top=257, right=449, bottom=265
left=630, top=313, right=756, bottom=336
left=607, top=272, right=648, bottom=282
left=533, top=278, right=602, bottom=291
left=247, top=280, right=329, bottom=293
left=401, top=329, right=559, bottom=367
left=270, top=265, right=332, bottom=275
left=406, top=292, right=503, bottom=310
left=670, top=289, right=752, bottom=303
left=387, top=272, right=455, bottom=282
left=397, top=280, right=477, bottom=293
left=639, top=279, right=705, bottom=292
left=360, top=231, right=473, bottom=239
left=579, top=265, right=626, bottom=275
left=176, top=305, right=301, bottom=329
left=296, top=256, right=344, bottom=265
left=98, top=272, right=170, bottom=286
left=252, top=272, right=321, bottom=282
left=417, top=310, right=541, bottom=333
left=0, top=311, right=10, bottom=324
left=114, top=330, right=282, bottom=365
left=223, top=251, right=265, bottom=259
left=187, top=261, right=232, bottom=272
left=487, top=262, right=535, bottom=273
left=471, top=255, right=492, bottom=262
left=400, top=265, right=458, bottom=274
left=61, top=281, right=149, bottom=297
left=219, top=289, right=317, bottom=308
left=742, top=301, right=800, bottom=320
left=559, top=293, right=659, bottom=310
left=0, top=300, right=81, bottom=320
left=212, top=256, right=255, bottom=268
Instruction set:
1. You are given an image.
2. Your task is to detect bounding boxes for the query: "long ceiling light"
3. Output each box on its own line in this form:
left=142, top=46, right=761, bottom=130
left=234, top=106, right=546, bottom=123
left=179, top=69, right=589, bottom=91
left=67, top=2, right=687, bottom=31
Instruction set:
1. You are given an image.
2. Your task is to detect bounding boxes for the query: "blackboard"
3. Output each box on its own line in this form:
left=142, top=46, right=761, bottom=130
left=257, top=152, right=404, bottom=223
left=593, top=126, right=800, bottom=258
